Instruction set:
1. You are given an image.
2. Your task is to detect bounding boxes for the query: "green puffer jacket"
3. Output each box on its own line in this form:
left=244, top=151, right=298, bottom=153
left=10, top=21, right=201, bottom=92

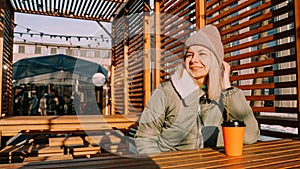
left=134, top=67, right=260, bottom=154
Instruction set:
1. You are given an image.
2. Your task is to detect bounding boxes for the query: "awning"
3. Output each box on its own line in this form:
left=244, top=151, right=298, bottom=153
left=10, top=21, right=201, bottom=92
left=13, top=54, right=108, bottom=86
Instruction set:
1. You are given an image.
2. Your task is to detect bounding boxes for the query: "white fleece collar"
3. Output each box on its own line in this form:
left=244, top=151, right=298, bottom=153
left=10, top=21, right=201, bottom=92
left=171, top=65, right=202, bottom=99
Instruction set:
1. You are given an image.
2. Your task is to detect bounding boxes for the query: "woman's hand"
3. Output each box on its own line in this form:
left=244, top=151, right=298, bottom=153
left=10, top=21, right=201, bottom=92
left=222, top=61, right=232, bottom=89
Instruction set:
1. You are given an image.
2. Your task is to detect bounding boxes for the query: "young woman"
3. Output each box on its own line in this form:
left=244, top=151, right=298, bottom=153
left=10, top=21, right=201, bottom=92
left=135, top=24, right=260, bottom=154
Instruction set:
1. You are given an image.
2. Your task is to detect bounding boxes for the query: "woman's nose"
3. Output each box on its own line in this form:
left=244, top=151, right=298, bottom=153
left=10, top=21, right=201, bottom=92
left=190, top=55, right=198, bottom=62
left=190, top=55, right=206, bottom=66
left=190, top=55, right=201, bottom=63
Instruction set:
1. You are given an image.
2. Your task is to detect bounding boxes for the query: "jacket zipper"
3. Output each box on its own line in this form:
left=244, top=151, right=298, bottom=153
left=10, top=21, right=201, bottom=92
left=197, top=104, right=204, bottom=148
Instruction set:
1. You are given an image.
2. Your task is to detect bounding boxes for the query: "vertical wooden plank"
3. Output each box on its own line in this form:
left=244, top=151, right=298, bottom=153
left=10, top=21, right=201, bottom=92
left=0, top=37, right=2, bottom=117
left=124, top=9, right=129, bottom=115
left=0, top=0, right=4, bottom=118
left=5, top=0, right=13, bottom=117
left=0, top=0, right=5, bottom=146
left=195, top=0, right=206, bottom=30
left=110, top=63, right=115, bottom=115
left=143, top=7, right=151, bottom=106
left=110, top=24, right=115, bottom=115
left=154, top=1, right=161, bottom=89
left=124, top=45, right=129, bottom=115
left=0, top=38, right=2, bottom=146
left=294, top=0, right=300, bottom=136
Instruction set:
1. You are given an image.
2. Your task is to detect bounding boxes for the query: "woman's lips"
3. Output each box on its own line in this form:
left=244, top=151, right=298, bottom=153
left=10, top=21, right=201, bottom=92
left=189, top=66, right=204, bottom=69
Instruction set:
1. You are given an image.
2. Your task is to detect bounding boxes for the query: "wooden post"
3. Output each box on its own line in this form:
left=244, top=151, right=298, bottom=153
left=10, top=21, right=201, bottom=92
left=143, top=8, right=151, bottom=106
left=0, top=36, right=2, bottom=147
left=294, top=0, right=300, bottom=136
left=0, top=0, right=4, bottom=118
left=110, top=63, right=115, bottom=115
left=195, top=0, right=206, bottom=30
left=124, top=45, right=129, bottom=115
left=124, top=10, right=129, bottom=115
left=110, top=29, right=115, bottom=115
left=154, top=1, right=161, bottom=89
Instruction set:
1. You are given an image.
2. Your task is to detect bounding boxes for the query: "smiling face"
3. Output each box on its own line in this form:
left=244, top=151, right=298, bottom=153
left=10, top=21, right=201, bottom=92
left=184, top=45, right=211, bottom=83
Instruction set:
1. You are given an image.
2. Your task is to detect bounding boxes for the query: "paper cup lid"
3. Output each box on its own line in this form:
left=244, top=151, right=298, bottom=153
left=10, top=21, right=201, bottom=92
left=222, top=120, right=246, bottom=127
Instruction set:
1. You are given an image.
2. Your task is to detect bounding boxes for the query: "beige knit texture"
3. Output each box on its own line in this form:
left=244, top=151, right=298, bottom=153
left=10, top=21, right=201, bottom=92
left=184, top=24, right=224, bottom=66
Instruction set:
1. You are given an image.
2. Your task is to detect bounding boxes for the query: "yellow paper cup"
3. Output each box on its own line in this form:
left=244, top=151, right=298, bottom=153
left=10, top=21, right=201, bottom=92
left=222, top=120, right=245, bottom=156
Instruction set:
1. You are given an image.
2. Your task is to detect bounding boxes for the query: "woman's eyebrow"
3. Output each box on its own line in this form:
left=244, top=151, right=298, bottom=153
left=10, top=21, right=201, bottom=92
left=197, top=50, right=209, bottom=53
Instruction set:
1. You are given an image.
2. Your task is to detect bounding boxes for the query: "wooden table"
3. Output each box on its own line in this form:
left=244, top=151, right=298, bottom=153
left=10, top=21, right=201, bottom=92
left=0, top=115, right=139, bottom=146
left=1, top=138, right=300, bottom=168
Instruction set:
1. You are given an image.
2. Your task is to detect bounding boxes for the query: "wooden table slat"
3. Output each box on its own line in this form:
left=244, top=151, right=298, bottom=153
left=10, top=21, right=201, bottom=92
left=1, top=139, right=300, bottom=168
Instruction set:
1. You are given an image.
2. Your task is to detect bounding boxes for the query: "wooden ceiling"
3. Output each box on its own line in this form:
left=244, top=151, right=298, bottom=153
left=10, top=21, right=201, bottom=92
left=9, top=0, right=127, bottom=22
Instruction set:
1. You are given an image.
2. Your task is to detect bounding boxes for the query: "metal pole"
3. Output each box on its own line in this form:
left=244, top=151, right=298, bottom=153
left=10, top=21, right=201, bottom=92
left=97, top=22, right=112, bottom=38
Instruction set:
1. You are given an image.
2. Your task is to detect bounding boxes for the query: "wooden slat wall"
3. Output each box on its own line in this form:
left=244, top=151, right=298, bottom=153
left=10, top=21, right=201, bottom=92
left=295, top=0, right=300, bottom=137
left=206, top=0, right=298, bottom=138
left=127, top=1, right=146, bottom=114
left=0, top=0, right=14, bottom=117
left=112, top=8, right=126, bottom=114
left=157, top=0, right=195, bottom=82
left=111, top=0, right=150, bottom=115
left=155, top=0, right=299, bottom=138
left=111, top=0, right=299, bottom=138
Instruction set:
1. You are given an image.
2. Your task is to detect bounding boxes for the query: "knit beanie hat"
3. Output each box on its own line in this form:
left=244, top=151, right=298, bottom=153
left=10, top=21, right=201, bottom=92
left=184, top=24, right=224, bottom=67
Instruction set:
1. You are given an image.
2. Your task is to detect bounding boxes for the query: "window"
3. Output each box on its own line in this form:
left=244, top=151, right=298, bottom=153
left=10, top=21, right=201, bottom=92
left=95, top=51, right=101, bottom=58
left=35, top=46, right=41, bottom=54
left=51, top=48, right=57, bottom=54
left=66, top=48, right=72, bottom=55
left=80, top=50, right=87, bottom=57
left=231, top=72, right=239, bottom=86
left=19, top=45, right=25, bottom=53
left=262, top=66, right=274, bottom=107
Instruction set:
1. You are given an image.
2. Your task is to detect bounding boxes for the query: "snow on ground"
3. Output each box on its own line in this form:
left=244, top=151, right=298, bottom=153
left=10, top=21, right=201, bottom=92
left=259, top=112, right=298, bottom=141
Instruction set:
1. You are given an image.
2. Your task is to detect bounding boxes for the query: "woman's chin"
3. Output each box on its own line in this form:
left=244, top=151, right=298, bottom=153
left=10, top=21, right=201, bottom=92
left=191, top=74, right=201, bottom=79
left=190, top=72, right=207, bottom=80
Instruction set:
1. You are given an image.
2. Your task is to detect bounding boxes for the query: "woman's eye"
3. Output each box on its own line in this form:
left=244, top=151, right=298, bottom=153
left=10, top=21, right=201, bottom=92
left=186, top=54, right=193, bottom=58
left=198, top=53, right=207, bottom=56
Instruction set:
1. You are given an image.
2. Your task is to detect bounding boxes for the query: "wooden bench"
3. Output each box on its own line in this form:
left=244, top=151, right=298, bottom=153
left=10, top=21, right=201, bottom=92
left=0, top=114, right=139, bottom=164
left=23, top=155, right=73, bottom=163
left=0, top=114, right=138, bottom=146
left=0, top=133, right=135, bottom=164
left=0, top=143, right=65, bottom=163
left=48, top=131, right=132, bottom=156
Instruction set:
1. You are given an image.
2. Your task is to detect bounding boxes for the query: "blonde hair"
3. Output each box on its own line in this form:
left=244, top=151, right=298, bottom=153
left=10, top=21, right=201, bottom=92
left=183, top=47, right=224, bottom=100
left=206, top=51, right=224, bottom=100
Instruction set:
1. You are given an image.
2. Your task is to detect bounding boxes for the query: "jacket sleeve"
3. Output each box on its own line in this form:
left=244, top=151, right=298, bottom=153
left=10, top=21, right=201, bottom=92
left=134, top=86, right=167, bottom=154
left=224, top=87, right=260, bottom=144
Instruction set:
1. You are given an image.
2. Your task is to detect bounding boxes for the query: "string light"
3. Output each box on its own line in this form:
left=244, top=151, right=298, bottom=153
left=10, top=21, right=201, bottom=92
left=14, top=23, right=111, bottom=44
left=14, top=35, right=105, bottom=49
left=14, top=31, right=111, bottom=43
